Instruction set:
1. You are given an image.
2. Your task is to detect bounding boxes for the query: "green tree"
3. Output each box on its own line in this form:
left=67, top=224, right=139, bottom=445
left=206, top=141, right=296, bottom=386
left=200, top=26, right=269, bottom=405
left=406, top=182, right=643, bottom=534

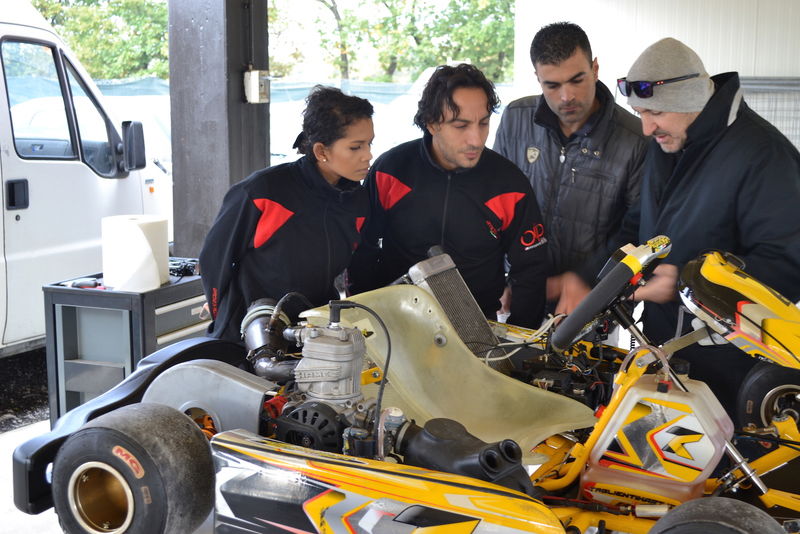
left=31, top=0, right=168, bottom=79
left=422, top=0, right=514, bottom=82
left=353, top=0, right=429, bottom=81
left=315, top=0, right=352, bottom=80
left=317, top=0, right=515, bottom=83
left=268, top=0, right=303, bottom=77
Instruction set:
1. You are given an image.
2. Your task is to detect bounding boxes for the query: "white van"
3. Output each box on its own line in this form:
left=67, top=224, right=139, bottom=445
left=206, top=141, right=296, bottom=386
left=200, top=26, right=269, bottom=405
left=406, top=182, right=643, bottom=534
left=0, top=2, right=164, bottom=356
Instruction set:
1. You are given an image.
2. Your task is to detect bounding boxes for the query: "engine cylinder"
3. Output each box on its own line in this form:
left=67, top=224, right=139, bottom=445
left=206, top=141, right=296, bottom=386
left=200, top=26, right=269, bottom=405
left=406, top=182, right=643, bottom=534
left=292, top=325, right=366, bottom=404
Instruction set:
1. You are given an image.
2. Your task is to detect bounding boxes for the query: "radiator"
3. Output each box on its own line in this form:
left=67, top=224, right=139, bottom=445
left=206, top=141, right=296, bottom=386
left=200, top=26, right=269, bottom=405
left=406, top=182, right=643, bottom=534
left=407, top=254, right=513, bottom=374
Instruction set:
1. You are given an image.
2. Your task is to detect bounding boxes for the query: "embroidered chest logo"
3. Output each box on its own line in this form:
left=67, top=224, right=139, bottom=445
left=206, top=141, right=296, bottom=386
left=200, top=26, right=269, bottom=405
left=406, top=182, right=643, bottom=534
left=521, top=223, right=547, bottom=250
left=485, top=220, right=499, bottom=239
left=526, top=146, right=540, bottom=163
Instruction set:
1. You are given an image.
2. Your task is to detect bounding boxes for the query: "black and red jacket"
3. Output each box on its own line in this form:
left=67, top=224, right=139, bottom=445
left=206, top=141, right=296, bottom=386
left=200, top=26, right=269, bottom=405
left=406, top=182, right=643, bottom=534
left=349, top=133, right=548, bottom=327
left=200, top=155, right=368, bottom=341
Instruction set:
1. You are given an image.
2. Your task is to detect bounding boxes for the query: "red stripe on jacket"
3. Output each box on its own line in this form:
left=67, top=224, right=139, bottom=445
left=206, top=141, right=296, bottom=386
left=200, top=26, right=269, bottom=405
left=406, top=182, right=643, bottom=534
left=252, top=198, right=295, bottom=248
left=485, top=192, right=525, bottom=231
left=376, top=171, right=412, bottom=211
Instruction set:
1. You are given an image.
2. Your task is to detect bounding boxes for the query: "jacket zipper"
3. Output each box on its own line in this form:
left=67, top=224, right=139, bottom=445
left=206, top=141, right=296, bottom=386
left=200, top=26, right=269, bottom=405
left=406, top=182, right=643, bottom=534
left=441, top=173, right=452, bottom=245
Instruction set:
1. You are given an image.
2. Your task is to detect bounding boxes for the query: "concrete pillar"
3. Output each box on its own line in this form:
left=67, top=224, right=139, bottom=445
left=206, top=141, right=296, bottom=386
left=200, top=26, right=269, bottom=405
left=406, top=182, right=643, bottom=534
left=168, top=0, right=269, bottom=257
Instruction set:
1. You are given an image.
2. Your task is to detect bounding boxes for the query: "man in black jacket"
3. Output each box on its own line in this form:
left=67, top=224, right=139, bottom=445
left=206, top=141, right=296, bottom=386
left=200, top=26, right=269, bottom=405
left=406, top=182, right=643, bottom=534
left=566, top=38, right=800, bottom=412
left=494, top=22, right=646, bottom=313
left=349, top=64, right=548, bottom=328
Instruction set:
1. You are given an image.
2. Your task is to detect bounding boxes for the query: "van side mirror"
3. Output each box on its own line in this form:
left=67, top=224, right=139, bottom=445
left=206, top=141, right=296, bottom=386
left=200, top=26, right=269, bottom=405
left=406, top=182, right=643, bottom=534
left=121, top=121, right=146, bottom=171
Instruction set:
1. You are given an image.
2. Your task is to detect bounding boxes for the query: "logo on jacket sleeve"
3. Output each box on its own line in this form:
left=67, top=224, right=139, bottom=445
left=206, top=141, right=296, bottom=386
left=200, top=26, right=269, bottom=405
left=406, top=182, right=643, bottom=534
left=521, top=223, right=546, bottom=250
left=376, top=171, right=412, bottom=210
left=527, top=146, right=540, bottom=163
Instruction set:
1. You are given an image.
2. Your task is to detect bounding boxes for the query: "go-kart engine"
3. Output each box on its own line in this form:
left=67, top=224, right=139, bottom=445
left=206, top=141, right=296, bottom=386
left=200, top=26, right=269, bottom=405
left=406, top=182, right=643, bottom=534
left=270, top=324, right=375, bottom=453
left=246, top=301, right=537, bottom=495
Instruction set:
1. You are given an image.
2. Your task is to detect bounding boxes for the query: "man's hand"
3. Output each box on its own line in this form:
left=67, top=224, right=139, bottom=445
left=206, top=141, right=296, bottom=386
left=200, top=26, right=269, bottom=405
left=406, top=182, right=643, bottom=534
left=554, top=271, right=591, bottom=316
left=498, top=286, right=512, bottom=317
left=546, top=274, right=563, bottom=301
left=633, top=263, right=679, bottom=303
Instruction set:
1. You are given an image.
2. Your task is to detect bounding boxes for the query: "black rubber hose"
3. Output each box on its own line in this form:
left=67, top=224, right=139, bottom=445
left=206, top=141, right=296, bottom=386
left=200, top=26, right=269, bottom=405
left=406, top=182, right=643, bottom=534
left=550, top=260, right=637, bottom=353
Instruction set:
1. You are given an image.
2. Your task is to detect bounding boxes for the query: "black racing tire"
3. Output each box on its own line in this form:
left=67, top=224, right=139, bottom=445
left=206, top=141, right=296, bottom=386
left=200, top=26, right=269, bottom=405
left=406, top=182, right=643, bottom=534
left=649, top=497, right=784, bottom=534
left=52, top=403, right=214, bottom=534
left=736, top=361, right=800, bottom=428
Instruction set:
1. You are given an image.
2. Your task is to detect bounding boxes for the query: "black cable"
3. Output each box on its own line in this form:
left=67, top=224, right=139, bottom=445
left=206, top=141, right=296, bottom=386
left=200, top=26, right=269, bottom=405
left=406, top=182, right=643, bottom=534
left=328, top=300, right=391, bottom=439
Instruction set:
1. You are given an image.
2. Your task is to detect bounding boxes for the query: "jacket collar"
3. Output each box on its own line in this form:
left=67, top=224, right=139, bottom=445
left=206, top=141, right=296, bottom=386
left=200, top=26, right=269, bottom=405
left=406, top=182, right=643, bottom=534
left=297, top=154, right=362, bottom=199
left=685, top=72, right=742, bottom=147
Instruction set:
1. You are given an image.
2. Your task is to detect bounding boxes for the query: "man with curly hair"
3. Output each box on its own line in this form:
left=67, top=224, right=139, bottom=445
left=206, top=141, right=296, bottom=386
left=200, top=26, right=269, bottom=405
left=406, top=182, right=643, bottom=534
left=350, top=64, right=547, bottom=327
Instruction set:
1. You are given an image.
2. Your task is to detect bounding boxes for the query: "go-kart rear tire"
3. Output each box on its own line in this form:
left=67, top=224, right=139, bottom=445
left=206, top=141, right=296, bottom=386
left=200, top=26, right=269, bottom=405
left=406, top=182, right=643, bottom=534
left=736, top=361, right=800, bottom=428
left=649, top=497, right=784, bottom=534
left=52, top=403, right=214, bottom=534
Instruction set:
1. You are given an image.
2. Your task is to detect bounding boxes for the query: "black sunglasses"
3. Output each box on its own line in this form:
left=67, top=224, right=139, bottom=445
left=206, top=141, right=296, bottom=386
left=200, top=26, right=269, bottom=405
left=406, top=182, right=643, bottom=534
left=617, top=73, right=700, bottom=98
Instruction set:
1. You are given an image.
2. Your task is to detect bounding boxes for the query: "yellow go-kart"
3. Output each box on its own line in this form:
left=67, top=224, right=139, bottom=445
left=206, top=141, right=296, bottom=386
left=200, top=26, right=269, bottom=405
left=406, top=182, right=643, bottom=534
left=13, top=237, right=799, bottom=533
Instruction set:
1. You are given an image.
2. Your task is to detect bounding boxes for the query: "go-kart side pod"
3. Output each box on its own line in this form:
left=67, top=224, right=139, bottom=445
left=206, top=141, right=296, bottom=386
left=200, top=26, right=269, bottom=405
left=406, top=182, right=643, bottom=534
left=680, top=251, right=800, bottom=369
left=211, top=428, right=565, bottom=534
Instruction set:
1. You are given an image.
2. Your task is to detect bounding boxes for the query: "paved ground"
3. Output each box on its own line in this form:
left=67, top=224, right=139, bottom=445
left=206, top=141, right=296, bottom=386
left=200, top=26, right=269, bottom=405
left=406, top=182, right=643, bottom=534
left=0, top=350, right=60, bottom=532
left=0, top=349, right=49, bottom=433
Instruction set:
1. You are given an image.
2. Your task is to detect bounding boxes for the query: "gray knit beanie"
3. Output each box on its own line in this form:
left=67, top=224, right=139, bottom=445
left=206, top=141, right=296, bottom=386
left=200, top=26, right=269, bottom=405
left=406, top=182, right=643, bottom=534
left=626, top=38, right=714, bottom=112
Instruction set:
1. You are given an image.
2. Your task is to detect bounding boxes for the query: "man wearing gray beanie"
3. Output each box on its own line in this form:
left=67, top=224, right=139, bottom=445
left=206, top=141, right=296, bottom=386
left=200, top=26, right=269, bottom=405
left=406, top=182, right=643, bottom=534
left=565, top=37, right=800, bottom=422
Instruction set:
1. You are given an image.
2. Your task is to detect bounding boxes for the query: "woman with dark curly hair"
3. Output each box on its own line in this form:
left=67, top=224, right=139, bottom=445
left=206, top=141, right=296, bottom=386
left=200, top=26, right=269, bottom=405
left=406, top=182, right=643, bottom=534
left=200, top=86, right=374, bottom=341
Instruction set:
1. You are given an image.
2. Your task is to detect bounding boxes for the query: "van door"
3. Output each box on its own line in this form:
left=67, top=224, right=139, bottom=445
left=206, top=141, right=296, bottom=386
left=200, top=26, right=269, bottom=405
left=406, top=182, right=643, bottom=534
left=0, top=32, right=144, bottom=348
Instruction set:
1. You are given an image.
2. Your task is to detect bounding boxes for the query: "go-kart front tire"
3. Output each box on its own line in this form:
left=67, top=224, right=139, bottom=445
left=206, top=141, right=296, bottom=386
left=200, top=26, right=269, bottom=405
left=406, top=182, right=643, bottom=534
left=649, top=497, right=784, bottom=534
left=52, top=403, right=214, bottom=534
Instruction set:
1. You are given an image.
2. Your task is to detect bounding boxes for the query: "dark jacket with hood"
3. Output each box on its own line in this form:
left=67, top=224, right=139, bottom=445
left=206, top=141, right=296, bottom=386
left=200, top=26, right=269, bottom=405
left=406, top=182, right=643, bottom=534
left=494, top=81, right=647, bottom=276
left=610, top=72, right=800, bottom=345
left=200, top=155, right=369, bottom=342
left=348, top=133, right=548, bottom=328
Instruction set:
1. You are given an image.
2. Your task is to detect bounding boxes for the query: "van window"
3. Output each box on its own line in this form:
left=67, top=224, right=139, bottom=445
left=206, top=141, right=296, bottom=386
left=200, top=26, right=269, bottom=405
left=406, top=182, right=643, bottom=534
left=64, top=59, right=115, bottom=175
left=2, top=40, right=76, bottom=159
